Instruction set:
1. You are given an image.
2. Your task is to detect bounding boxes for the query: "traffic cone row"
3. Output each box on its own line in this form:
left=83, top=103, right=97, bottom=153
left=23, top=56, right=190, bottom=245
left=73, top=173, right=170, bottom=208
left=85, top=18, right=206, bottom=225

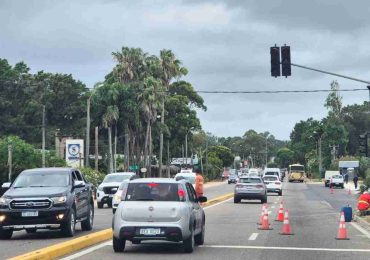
left=275, top=202, right=284, bottom=222
left=257, top=204, right=267, bottom=225
left=335, top=212, right=349, bottom=240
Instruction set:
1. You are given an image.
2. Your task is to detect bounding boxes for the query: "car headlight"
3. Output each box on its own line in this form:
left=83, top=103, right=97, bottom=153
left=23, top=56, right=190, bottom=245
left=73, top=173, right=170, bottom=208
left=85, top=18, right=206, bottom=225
left=97, top=186, right=103, bottom=191
left=0, top=197, right=11, bottom=206
left=51, top=196, right=67, bottom=205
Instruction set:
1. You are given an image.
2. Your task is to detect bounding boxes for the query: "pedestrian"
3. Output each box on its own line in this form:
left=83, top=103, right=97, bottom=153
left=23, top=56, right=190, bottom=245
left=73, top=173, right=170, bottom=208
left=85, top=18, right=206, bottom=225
left=344, top=172, right=349, bottom=184
left=357, top=191, right=370, bottom=216
left=353, top=175, right=359, bottom=190
left=195, top=168, right=204, bottom=198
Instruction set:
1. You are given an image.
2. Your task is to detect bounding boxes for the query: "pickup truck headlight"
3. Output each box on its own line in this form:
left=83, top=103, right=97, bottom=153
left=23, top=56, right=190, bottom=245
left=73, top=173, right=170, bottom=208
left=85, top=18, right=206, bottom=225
left=97, top=186, right=103, bottom=191
left=51, top=196, right=67, bottom=205
left=0, top=197, right=11, bottom=206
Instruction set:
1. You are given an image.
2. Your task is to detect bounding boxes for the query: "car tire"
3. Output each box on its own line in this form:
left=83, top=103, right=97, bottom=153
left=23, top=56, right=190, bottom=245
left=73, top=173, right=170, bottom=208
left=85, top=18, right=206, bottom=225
left=26, top=228, right=37, bottom=234
left=0, top=228, right=13, bottom=239
left=234, top=197, right=240, bottom=203
left=228, top=181, right=230, bottom=184
left=261, top=196, right=267, bottom=204
left=112, top=208, right=116, bottom=214
left=61, top=208, right=76, bottom=237
left=113, top=236, right=126, bottom=252
left=97, top=201, right=103, bottom=209
left=183, top=229, right=195, bottom=253
left=278, top=191, right=282, bottom=196
left=107, top=201, right=113, bottom=208
left=195, top=221, right=205, bottom=246
left=81, top=204, right=94, bottom=231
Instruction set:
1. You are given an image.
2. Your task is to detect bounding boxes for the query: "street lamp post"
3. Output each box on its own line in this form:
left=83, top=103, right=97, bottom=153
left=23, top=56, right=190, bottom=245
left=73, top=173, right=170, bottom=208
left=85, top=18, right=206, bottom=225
left=86, top=96, right=91, bottom=168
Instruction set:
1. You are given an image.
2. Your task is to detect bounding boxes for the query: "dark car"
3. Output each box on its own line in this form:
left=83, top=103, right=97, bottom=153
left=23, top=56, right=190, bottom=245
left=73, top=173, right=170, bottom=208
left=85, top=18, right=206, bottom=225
left=0, top=168, right=94, bottom=239
left=228, top=174, right=238, bottom=184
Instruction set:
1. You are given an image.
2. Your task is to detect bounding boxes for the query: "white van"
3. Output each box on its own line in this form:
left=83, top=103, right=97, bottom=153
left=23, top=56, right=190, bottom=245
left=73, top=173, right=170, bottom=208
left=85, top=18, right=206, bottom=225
left=324, top=170, right=340, bottom=187
left=263, top=168, right=282, bottom=180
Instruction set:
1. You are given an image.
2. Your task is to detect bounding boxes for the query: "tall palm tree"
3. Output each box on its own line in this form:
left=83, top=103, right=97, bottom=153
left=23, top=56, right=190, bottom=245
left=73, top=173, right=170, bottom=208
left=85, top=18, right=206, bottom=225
left=158, top=50, right=187, bottom=176
left=103, top=105, right=119, bottom=174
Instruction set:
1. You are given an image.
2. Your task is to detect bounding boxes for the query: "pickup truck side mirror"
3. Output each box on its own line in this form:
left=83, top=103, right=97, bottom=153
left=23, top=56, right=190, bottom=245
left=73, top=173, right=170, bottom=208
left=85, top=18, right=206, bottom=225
left=1, top=182, right=11, bottom=189
left=74, top=180, right=85, bottom=188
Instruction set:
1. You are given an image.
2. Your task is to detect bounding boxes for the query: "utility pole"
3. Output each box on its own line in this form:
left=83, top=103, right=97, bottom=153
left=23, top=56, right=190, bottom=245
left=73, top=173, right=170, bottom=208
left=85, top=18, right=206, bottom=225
left=182, top=144, right=184, bottom=169
left=158, top=100, right=165, bottom=177
left=367, top=85, right=370, bottom=113
left=42, top=105, right=46, bottom=168
left=205, top=138, right=208, bottom=176
left=8, top=144, right=12, bottom=182
left=185, top=133, right=188, bottom=165
left=318, top=136, right=323, bottom=176
left=85, top=97, right=91, bottom=168
left=95, top=126, right=99, bottom=171
left=265, top=137, right=268, bottom=167
left=167, top=140, right=170, bottom=177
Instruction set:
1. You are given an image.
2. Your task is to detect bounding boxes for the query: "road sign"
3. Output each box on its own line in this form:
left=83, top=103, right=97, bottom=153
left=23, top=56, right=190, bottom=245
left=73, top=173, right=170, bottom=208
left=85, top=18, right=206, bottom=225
left=65, top=139, right=84, bottom=167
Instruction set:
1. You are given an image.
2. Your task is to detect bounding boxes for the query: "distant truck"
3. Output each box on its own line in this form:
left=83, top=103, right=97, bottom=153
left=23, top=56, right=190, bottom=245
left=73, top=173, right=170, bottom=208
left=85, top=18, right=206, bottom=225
left=288, top=164, right=305, bottom=182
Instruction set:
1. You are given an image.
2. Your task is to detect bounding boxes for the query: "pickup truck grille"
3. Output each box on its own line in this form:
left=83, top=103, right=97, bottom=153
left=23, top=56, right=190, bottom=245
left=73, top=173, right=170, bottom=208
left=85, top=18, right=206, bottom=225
left=10, top=199, right=52, bottom=210
left=103, top=186, right=118, bottom=195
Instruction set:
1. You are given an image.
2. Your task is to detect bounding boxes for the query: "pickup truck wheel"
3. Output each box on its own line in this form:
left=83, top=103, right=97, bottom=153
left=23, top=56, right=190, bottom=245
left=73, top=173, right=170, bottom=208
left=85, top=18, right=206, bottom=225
left=81, top=204, right=94, bottom=231
left=261, top=196, right=267, bottom=204
left=183, top=229, right=195, bottom=253
left=113, top=236, right=126, bottom=252
left=0, top=228, right=13, bottom=239
left=26, top=228, right=37, bottom=234
left=194, top=223, right=205, bottom=245
left=234, top=197, right=240, bottom=203
left=107, top=201, right=113, bottom=208
left=97, top=202, right=103, bottom=209
left=61, top=208, right=76, bottom=237
left=278, top=191, right=282, bottom=196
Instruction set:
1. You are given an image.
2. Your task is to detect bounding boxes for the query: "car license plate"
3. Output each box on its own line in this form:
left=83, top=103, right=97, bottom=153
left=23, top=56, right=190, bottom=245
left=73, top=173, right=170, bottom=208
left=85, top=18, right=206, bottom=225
left=140, top=228, right=161, bottom=235
left=22, top=211, right=38, bottom=217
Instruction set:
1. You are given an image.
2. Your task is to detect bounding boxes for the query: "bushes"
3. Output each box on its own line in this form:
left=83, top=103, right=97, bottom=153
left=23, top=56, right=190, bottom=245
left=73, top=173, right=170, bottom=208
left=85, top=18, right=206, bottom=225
left=79, top=167, right=105, bottom=188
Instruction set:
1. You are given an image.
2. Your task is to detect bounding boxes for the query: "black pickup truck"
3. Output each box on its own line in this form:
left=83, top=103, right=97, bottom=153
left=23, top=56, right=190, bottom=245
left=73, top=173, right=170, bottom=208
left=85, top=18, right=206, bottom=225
left=0, top=168, right=94, bottom=239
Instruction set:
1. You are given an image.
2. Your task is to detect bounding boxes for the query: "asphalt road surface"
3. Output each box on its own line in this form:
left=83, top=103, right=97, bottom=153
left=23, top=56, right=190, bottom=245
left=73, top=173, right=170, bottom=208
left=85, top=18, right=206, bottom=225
left=2, top=180, right=234, bottom=259
left=60, top=181, right=370, bottom=260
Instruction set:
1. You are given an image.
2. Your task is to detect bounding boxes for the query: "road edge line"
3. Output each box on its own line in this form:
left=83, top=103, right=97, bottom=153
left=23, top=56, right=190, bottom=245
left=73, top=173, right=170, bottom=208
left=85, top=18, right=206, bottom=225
left=9, top=192, right=234, bottom=260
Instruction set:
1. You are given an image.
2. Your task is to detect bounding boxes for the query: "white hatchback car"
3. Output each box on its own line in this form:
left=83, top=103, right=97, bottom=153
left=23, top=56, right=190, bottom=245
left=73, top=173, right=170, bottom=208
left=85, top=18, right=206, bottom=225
left=263, top=175, right=282, bottom=196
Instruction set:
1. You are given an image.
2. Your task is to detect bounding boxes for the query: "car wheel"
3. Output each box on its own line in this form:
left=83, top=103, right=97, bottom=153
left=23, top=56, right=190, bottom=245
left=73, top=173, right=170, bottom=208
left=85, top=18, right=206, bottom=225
left=97, top=201, right=103, bottom=209
left=234, top=197, right=240, bottom=203
left=61, top=208, right=76, bottom=237
left=261, top=196, right=267, bottom=204
left=26, top=228, right=37, bottom=234
left=183, top=228, right=195, bottom=253
left=107, top=201, right=113, bottom=208
left=278, top=191, right=282, bottom=196
left=113, top=236, right=126, bottom=252
left=81, top=204, right=94, bottom=231
left=195, top=221, right=205, bottom=246
left=0, top=228, right=13, bottom=239
left=112, top=208, right=116, bottom=214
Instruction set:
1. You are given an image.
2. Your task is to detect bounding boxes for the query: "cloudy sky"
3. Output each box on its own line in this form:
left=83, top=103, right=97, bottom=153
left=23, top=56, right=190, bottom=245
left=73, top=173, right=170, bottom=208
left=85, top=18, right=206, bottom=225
left=1, top=0, right=369, bottom=140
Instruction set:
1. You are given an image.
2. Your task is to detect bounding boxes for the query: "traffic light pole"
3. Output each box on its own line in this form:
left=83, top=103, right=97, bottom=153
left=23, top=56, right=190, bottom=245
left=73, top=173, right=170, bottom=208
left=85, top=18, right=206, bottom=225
left=290, top=63, right=370, bottom=85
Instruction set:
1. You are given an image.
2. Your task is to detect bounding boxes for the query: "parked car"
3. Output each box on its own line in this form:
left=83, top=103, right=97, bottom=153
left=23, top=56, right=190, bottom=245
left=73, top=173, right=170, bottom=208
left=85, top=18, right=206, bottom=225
left=97, top=172, right=136, bottom=208
left=228, top=174, right=238, bottom=184
left=234, top=176, right=267, bottom=204
left=329, top=175, right=344, bottom=188
left=324, top=170, right=340, bottom=187
left=263, top=175, right=282, bottom=196
left=112, top=178, right=207, bottom=253
left=0, top=168, right=94, bottom=239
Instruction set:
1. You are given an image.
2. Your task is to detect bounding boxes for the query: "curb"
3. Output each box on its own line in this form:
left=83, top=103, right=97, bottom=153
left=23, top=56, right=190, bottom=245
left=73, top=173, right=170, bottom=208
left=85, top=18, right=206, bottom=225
left=9, top=193, right=234, bottom=260
left=353, top=215, right=370, bottom=232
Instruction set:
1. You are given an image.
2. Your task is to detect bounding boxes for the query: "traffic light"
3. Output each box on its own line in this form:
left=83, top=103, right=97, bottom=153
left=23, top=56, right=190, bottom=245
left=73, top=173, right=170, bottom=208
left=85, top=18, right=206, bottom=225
left=270, top=46, right=280, bottom=77
left=359, top=133, right=368, bottom=157
left=281, top=45, right=291, bottom=77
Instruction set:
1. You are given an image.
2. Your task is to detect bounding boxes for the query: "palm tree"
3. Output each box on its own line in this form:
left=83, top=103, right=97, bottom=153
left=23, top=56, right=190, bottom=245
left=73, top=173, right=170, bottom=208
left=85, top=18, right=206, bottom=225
left=103, top=105, right=119, bottom=174
left=158, top=50, right=187, bottom=176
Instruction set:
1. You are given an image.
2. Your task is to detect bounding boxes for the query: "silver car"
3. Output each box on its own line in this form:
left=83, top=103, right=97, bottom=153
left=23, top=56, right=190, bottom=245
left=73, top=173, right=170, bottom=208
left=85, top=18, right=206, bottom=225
left=112, top=178, right=207, bottom=253
left=234, top=176, right=267, bottom=204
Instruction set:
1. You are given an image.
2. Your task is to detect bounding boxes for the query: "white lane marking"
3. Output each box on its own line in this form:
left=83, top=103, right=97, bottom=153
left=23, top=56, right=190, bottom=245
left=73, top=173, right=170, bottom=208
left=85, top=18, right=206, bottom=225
left=248, top=233, right=259, bottom=240
left=320, top=200, right=333, bottom=209
left=203, top=198, right=233, bottom=210
left=60, top=241, right=112, bottom=260
left=351, top=222, right=370, bottom=240
left=274, top=202, right=278, bottom=204
left=271, top=206, right=275, bottom=209
left=200, top=245, right=370, bottom=252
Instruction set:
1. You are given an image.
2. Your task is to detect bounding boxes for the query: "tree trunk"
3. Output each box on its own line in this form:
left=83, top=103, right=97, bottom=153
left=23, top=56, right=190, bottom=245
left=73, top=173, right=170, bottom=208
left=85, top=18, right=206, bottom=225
left=158, top=99, right=165, bottom=177
left=124, top=123, right=130, bottom=171
left=114, top=125, right=117, bottom=172
left=149, top=125, right=152, bottom=177
left=144, top=121, right=150, bottom=170
left=108, top=126, right=113, bottom=174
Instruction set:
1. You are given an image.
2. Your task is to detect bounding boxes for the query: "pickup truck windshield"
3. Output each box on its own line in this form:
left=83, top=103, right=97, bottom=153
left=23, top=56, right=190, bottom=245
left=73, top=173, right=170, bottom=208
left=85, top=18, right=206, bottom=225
left=125, top=183, right=181, bottom=201
left=13, top=173, right=70, bottom=187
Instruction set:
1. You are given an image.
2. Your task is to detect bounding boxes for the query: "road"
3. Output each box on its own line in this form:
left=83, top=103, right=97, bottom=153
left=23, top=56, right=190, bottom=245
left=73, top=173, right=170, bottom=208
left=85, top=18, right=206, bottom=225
left=60, top=181, right=370, bottom=260
left=2, top=181, right=234, bottom=259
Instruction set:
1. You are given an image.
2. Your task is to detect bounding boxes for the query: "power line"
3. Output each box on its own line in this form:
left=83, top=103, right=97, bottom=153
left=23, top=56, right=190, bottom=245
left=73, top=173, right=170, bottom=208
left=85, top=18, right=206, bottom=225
left=193, top=88, right=366, bottom=94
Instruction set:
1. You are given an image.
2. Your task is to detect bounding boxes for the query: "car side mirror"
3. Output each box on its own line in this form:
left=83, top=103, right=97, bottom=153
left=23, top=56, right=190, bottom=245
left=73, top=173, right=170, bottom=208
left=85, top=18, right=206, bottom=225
left=1, top=182, right=11, bottom=189
left=74, top=180, right=85, bottom=188
left=198, top=196, right=207, bottom=203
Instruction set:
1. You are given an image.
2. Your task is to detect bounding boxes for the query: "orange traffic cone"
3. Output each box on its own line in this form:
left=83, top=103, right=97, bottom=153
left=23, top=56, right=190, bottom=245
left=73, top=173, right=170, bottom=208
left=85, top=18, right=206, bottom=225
left=257, top=204, right=267, bottom=225
left=258, top=209, right=273, bottom=230
left=275, top=202, right=285, bottom=222
left=330, top=186, right=334, bottom=194
left=279, top=210, right=294, bottom=235
left=336, top=212, right=349, bottom=240
left=347, top=189, right=351, bottom=195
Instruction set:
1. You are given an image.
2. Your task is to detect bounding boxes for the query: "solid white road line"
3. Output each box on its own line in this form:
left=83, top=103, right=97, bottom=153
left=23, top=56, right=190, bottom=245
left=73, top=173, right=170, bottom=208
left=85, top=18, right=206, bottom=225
left=320, top=200, right=333, bottom=209
left=60, top=241, right=112, bottom=260
left=351, top=222, right=370, bottom=240
left=248, top=233, right=259, bottom=240
left=200, top=245, right=370, bottom=252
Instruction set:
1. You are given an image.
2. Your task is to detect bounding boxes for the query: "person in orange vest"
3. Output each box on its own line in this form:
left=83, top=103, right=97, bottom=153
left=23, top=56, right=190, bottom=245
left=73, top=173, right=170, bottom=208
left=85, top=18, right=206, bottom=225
left=357, top=191, right=370, bottom=215
left=195, top=169, right=204, bottom=198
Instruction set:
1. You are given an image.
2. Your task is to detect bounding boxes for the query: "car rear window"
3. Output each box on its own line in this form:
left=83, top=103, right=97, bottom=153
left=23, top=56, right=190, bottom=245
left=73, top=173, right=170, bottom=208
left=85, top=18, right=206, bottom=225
left=265, top=172, right=279, bottom=176
left=263, top=176, right=278, bottom=181
left=125, top=183, right=181, bottom=201
left=239, top=178, right=261, bottom=183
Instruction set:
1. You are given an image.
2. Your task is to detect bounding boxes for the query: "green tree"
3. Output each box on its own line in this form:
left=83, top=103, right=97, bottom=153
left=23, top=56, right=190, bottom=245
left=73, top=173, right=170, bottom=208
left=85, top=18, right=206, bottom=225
left=208, top=146, right=234, bottom=167
left=276, top=147, right=294, bottom=168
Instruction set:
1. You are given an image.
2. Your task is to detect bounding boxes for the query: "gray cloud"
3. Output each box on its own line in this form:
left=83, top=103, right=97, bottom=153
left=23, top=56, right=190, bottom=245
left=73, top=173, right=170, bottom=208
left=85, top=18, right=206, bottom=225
left=0, top=0, right=368, bottom=140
